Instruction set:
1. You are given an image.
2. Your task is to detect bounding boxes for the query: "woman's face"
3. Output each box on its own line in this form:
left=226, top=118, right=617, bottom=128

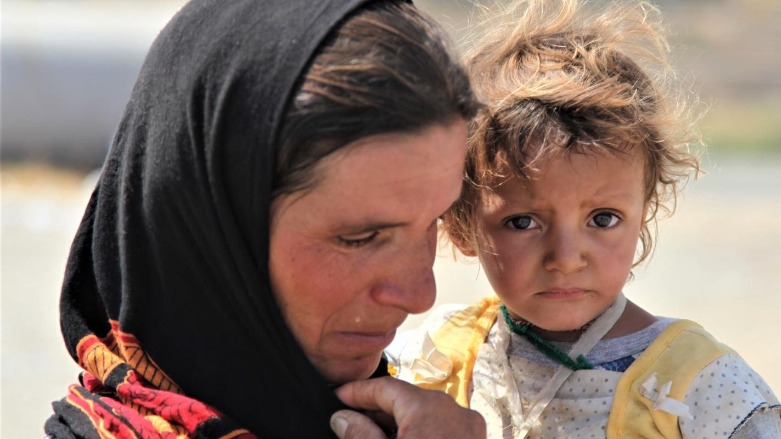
left=269, top=120, right=468, bottom=384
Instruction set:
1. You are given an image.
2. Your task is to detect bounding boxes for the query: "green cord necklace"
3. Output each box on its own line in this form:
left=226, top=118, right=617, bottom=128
left=500, top=304, right=594, bottom=371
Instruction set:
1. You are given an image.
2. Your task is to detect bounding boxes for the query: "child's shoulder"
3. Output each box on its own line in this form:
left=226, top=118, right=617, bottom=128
left=624, top=319, right=748, bottom=396
left=615, top=319, right=781, bottom=438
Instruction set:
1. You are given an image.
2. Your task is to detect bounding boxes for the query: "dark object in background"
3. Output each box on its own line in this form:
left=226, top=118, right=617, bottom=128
left=1, top=2, right=179, bottom=170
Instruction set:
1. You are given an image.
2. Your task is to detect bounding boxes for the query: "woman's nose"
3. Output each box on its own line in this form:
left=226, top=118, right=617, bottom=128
left=371, top=231, right=437, bottom=314
left=372, top=268, right=436, bottom=314
left=543, top=228, right=587, bottom=274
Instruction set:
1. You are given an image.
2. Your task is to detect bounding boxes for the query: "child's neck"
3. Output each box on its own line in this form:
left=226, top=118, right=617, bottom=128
left=535, top=300, right=657, bottom=343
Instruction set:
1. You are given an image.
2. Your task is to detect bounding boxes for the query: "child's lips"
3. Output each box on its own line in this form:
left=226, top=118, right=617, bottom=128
left=536, top=288, right=588, bottom=299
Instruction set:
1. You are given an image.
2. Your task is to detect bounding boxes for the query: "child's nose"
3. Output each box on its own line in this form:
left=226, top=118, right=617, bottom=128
left=543, top=229, right=587, bottom=274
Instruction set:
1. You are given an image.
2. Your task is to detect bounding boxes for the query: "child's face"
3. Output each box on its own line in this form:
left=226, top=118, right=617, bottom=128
left=466, top=148, right=647, bottom=332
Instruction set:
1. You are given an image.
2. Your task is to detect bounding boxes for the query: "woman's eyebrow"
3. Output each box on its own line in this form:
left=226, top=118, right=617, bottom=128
left=335, top=221, right=407, bottom=235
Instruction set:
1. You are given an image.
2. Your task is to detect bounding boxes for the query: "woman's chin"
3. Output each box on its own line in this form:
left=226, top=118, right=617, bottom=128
left=319, top=353, right=384, bottom=385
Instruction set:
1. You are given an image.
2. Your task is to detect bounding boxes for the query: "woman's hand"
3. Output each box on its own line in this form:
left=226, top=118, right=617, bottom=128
left=331, top=377, right=486, bottom=439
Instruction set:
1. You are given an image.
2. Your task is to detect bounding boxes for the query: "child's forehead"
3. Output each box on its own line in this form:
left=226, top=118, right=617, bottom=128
left=480, top=145, right=647, bottom=204
left=488, top=142, right=642, bottom=180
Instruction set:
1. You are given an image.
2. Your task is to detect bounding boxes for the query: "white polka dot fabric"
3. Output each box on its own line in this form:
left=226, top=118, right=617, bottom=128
left=679, top=354, right=780, bottom=438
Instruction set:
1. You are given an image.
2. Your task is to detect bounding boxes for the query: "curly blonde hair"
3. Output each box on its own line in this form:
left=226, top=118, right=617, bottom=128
left=443, top=0, right=702, bottom=266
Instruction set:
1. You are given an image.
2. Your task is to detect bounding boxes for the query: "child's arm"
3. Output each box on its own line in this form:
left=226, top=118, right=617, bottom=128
left=680, top=353, right=780, bottom=438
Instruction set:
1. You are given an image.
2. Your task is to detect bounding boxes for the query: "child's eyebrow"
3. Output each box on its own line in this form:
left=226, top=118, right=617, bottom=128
left=589, top=187, right=643, bottom=203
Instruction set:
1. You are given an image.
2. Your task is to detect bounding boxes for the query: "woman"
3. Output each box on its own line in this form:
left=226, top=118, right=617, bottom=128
left=44, top=0, right=484, bottom=437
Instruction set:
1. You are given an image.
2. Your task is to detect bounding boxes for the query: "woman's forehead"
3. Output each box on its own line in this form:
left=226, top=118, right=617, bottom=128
left=273, top=121, right=468, bottom=222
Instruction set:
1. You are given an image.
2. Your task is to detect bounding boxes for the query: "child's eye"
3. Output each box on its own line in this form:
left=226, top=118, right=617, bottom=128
left=588, top=211, right=621, bottom=229
left=338, top=231, right=379, bottom=248
left=505, top=215, right=539, bottom=230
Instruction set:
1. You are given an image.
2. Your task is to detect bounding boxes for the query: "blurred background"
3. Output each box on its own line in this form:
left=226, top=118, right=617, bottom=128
left=2, top=0, right=779, bottom=436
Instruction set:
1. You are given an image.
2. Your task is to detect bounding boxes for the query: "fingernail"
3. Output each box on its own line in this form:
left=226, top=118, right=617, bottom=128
left=330, top=414, right=348, bottom=438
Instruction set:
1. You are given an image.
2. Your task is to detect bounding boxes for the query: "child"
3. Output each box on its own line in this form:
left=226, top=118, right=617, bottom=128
left=387, top=0, right=781, bottom=437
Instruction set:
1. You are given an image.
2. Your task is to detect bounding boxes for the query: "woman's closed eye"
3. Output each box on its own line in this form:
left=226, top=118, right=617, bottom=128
left=338, top=230, right=379, bottom=248
left=505, top=215, right=540, bottom=231
left=588, top=211, right=622, bottom=229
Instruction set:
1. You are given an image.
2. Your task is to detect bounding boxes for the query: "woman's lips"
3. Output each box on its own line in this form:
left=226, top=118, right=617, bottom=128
left=336, top=329, right=397, bottom=353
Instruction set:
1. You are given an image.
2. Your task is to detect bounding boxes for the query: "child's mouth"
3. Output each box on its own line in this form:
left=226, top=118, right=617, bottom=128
left=537, top=288, right=588, bottom=299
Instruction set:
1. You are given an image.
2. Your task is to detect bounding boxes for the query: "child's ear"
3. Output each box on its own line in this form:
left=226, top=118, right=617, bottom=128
left=449, top=233, right=479, bottom=258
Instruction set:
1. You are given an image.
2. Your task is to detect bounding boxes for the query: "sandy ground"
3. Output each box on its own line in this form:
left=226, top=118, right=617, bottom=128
left=2, top=158, right=780, bottom=437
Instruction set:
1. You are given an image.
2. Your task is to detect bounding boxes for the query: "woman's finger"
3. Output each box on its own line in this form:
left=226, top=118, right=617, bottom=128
left=331, top=409, right=388, bottom=439
left=335, top=377, right=411, bottom=413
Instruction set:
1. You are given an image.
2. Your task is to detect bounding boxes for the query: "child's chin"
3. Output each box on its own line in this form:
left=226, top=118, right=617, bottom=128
left=535, top=318, right=594, bottom=334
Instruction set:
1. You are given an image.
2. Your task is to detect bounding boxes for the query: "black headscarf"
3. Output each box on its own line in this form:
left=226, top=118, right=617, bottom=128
left=49, top=0, right=384, bottom=437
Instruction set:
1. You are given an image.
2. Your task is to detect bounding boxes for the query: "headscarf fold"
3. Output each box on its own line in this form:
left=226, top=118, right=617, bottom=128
left=46, top=0, right=383, bottom=437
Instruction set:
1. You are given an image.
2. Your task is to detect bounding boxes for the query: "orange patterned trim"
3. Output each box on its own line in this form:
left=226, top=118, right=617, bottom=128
left=109, top=320, right=181, bottom=393
left=74, top=321, right=181, bottom=393
left=76, top=333, right=123, bottom=384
